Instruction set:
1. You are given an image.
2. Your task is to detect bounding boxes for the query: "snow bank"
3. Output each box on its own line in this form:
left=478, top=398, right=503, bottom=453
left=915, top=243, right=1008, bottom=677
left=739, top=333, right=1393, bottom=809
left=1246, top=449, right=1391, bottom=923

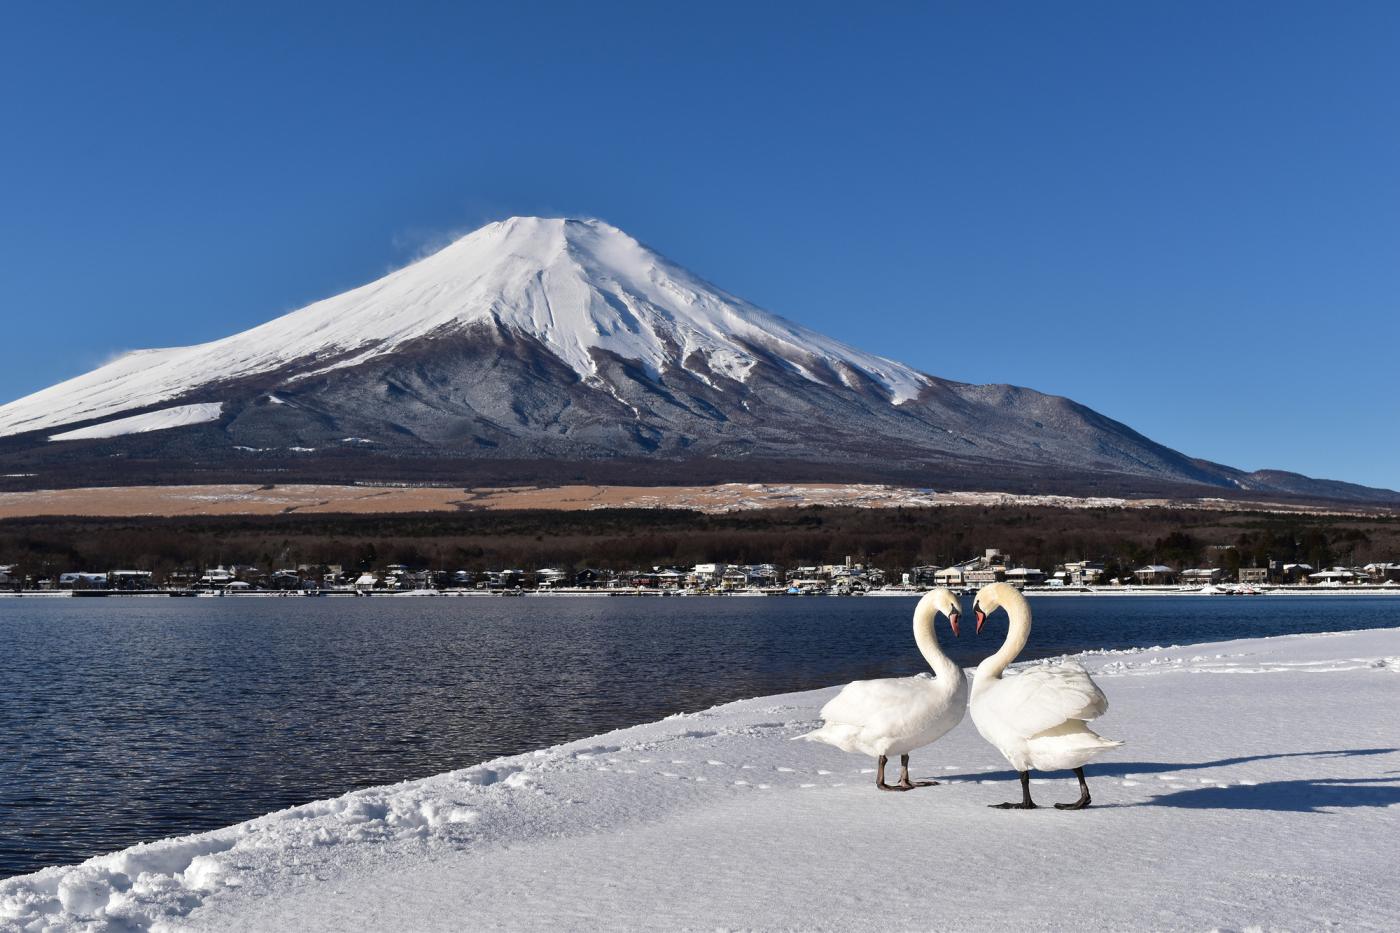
left=3, top=628, right=1399, bottom=932
left=47, top=404, right=224, bottom=442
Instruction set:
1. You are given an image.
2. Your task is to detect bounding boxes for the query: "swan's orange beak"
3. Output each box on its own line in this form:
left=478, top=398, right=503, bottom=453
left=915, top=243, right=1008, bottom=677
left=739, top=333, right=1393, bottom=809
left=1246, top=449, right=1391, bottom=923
left=975, top=609, right=987, bottom=634
left=948, top=612, right=960, bottom=637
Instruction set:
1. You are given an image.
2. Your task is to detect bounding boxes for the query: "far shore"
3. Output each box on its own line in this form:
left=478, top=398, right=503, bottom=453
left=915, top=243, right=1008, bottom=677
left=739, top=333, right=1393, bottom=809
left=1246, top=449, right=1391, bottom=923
left=3, top=585, right=1399, bottom=599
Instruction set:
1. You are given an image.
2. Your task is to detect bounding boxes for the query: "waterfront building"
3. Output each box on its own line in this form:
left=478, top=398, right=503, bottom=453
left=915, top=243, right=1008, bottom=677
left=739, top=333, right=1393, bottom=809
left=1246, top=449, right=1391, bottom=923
left=1133, top=564, right=1176, bottom=585
left=1180, top=568, right=1222, bottom=586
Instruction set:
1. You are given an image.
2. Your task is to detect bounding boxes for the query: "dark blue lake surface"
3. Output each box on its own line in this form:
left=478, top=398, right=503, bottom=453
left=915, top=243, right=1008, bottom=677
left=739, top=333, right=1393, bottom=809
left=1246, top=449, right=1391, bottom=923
left=2, top=594, right=1398, bottom=877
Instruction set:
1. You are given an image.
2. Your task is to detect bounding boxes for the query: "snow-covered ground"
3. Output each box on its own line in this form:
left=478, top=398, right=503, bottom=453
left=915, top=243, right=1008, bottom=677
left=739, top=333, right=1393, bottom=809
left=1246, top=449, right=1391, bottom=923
left=4, top=629, right=1399, bottom=932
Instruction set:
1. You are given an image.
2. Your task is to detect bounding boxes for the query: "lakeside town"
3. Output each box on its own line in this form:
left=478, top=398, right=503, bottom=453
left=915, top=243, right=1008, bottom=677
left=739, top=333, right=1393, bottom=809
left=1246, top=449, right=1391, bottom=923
left=4, top=547, right=1400, bottom=598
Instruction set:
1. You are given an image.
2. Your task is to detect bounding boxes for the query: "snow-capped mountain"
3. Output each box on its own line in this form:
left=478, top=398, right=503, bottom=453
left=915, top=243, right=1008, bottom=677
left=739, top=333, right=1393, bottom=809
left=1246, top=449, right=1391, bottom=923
left=0, top=217, right=1392, bottom=502
left=0, top=218, right=928, bottom=438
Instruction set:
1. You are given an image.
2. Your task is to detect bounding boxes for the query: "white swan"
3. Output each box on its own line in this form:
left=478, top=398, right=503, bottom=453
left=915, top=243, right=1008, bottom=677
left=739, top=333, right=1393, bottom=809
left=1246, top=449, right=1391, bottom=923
left=797, top=587, right=968, bottom=791
left=970, top=582, right=1123, bottom=810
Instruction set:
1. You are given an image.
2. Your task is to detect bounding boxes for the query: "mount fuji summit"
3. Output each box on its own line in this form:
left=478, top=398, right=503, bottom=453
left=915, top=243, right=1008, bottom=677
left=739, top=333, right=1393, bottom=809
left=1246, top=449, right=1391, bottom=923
left=0, top=217, right=1391, bottom=502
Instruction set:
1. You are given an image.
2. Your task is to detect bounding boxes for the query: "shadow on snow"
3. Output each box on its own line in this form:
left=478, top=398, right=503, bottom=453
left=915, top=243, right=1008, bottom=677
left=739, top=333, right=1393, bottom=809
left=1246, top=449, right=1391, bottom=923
left=939, top=748, right=1400, bottom=812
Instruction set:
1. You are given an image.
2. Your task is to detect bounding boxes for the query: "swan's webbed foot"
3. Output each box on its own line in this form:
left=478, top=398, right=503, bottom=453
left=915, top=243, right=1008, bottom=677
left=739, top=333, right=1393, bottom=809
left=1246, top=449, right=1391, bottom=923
left=990, top=770, right=1037, bottom=809
left=896, top=755, right=938, bottom=790
left=1054, top=767, right=1092, bottom=810
left=878, top=781, right=913, bottom=792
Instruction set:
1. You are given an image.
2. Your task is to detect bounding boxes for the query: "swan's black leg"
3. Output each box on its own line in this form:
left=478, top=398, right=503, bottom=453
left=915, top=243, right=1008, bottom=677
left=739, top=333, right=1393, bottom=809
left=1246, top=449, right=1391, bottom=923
left=991, top=770, right=1037, bottom=809
left=877, top=755, right=900, bottom=791
left=897, top=753, right=937, bottom=789
left=1054, top=767, right=1092, bottom=810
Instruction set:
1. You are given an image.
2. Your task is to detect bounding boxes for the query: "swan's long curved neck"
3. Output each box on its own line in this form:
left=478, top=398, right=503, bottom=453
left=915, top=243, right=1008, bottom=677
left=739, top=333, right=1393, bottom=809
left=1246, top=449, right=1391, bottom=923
left=912, top=595, right=960, bottom=685
left=975, top=590, right=1031, bottom=683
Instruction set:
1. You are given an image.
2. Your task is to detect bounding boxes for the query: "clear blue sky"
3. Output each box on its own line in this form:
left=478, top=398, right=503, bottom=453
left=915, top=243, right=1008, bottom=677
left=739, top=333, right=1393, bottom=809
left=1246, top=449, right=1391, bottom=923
left=3, top=2, right=1397, bottom=488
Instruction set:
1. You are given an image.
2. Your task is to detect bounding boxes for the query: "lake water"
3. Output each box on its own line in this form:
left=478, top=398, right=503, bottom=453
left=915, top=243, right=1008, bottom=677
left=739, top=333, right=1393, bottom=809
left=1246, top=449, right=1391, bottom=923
left=3, top=593, right=1398, bottom=878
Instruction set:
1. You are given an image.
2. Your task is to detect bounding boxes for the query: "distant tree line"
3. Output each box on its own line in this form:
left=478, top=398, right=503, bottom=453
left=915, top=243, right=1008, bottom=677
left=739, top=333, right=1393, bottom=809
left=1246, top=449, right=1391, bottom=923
left=2, top=504, right=1397, bottom=583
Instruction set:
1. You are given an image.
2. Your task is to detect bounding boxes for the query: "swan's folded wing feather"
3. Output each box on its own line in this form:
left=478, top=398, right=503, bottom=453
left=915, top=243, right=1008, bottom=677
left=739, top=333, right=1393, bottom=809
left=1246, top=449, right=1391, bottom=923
left=981, top=666, right=1109, bottom=737
left=818, top=675, right=934, bottom=725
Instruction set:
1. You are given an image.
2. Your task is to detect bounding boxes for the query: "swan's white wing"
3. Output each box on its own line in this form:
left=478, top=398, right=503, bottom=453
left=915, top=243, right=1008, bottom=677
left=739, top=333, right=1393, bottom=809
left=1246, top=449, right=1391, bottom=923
left=818, top=674, right=936, bottom=726
left=980, top=664, right=1109, bottom=738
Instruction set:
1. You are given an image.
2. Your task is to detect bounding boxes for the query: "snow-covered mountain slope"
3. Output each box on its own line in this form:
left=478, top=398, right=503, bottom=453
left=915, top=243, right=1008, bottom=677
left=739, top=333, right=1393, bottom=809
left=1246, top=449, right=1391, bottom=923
left=0, top=218, right=928, bottom=438
left=0, top=217, right=1393, bottom=503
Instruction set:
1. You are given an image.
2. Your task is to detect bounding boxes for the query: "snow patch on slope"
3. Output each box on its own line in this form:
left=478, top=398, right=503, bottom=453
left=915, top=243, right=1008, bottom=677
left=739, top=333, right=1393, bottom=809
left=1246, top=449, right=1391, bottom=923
left=0, top=218, right=931, bottom=438
left=47, top=403, right=225, bottom=442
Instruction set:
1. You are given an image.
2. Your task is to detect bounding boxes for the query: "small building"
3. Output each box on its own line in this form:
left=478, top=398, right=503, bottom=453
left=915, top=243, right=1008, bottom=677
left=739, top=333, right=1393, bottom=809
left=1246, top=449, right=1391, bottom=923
left=1133, top=565, right=1176, bottom=585
left=1063, top=561, right=1104, bottom=586
left=1308, top=568, right=1358, bottom=585
left=1281, top=563, right=1314, bottom=584
left=269, top=570, right=298, bottom=588
left=1004, top=568, right=1046, bottom=586
left=1180, top=568, right=1222, bottom=586
left=58, top=572, right=108, bottom=590
left=1238, top=567, right=1269, bottom=585
left=535, top=568, right=568, bottom=589
left=108, top=570, right=154, bottom=591
left=909, top=565, right=941, bottom=587
left=0, top=565, right=18, bottom=589
left=1363, top=563, right=1400, bottom=583
left=199, top=567, right=235, bottom=589
left=488, top=570, right=525, bottom=590
left=690, top=563, right=726, bottom=588
left=353, top=573, right=379, bottom=592
left=933, top=567, right=966, bottom=587
left=965, top=567, right=1005, bottom=586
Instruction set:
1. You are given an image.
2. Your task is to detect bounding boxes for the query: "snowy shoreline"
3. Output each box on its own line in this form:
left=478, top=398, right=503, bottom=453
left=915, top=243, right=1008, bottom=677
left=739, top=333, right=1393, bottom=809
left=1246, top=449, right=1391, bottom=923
left=4, top=628, right=1399, bottom=931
